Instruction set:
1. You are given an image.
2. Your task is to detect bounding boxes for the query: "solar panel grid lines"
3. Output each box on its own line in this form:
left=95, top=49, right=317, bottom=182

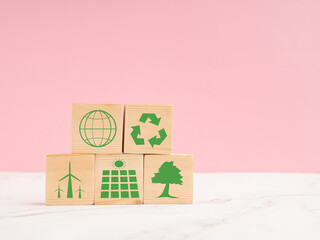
left=100, top=169, right=139, bottom=199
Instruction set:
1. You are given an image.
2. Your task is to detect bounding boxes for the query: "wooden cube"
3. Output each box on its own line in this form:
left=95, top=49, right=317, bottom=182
left=46, top=154, right=95, bottom=205
left=144, top=154, right=193, bottom=204
left=94, top=154, right=144, bottom=205
left=123, top=104, right=173, bottom=154
left=72, top=103, right=123, bottom=154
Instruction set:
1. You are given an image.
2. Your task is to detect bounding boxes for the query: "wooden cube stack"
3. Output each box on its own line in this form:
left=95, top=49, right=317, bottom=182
left=46, top=103, right=193, bottom=205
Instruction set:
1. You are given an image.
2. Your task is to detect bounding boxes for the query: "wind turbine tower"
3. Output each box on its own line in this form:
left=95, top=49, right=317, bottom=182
left=55, top=184, right=64, bottom=198
left=75, top=185, right=85, bottom=198
left=58, top=161, right=81, bottom=198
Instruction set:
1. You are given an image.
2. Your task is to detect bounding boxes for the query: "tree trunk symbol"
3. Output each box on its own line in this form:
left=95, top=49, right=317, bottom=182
left=152, top=161, right=183, bottom=198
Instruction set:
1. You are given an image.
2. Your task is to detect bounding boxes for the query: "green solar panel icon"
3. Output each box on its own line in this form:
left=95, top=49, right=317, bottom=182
left=100, top=160, right=139, bottom=199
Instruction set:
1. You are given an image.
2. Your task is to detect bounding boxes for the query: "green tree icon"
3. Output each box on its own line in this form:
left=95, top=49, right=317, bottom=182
left=55, top=184, right=64, bottom=198
left=58, top=162, right=81, bottom=198
left=75, top=185, right=85, bottom=198
left=152, top=161, right=183, bottom=198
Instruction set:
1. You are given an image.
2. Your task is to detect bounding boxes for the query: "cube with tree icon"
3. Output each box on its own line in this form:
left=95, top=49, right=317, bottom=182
left=144, top=154, right=193, bottom=204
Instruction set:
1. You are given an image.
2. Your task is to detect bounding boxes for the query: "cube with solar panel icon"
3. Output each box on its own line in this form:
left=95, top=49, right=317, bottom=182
left=95, top=154, right=143, bottom=205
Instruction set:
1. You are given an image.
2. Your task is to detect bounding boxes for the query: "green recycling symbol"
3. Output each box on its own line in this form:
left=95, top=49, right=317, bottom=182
left=131, top=113, right=167, bottom=147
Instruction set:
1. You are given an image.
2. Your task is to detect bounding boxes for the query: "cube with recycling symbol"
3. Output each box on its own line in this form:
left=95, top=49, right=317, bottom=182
left=123, top=104, right=173, bottom=154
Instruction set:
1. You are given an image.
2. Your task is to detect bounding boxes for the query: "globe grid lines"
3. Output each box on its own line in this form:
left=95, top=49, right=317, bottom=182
left=81, top=110, right=116, bottom=147
left=81, top=111, right=114, bottom=147
left=79, top=110, right=117, bottom=148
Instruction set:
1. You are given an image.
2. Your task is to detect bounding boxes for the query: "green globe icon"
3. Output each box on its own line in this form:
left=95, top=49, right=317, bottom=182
left=79, top=110, right=117, bottom=147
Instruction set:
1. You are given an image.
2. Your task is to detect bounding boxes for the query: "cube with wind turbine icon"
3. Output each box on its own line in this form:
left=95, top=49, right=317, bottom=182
left=45, top=154, right=94, bottom=205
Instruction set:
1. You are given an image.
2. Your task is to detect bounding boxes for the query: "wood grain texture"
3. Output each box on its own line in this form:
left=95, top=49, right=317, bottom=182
left=94, top=154, right=144, bottom=205
left=144, top=154, right=193, bottom=204
left=72, top=103, right=123, bottom=154
left=123, top=103, right=172, bottom=154
left=45, top=154, right=95, bottom=205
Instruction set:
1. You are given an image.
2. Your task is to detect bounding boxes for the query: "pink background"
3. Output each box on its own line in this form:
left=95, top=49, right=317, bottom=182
left=0, top=1, right=319, bottom=172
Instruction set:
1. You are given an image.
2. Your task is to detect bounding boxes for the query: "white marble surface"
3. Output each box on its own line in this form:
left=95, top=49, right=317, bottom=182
left=0, top=172, right=319, bottom=240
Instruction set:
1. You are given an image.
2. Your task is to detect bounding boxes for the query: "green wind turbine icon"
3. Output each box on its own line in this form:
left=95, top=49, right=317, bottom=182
left=59, top=161, right=81, bottom=198
left=75, top=185, right=85, bottom=198
left=55, top=184, right=64, bottom=198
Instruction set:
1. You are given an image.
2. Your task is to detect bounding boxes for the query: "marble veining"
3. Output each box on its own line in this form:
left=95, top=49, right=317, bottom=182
left=0, top=172, right=319, bottom=240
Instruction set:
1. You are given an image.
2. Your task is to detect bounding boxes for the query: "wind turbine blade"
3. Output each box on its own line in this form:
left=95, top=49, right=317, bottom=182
left=61, top=189, right=64, bottom=192
left=58, top=174, right=69, bottom=181
left=71, top=174, right=81, bottom=182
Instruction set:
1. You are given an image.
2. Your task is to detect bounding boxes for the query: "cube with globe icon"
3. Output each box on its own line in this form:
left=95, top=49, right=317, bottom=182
left=72, top=103, right=123, bottom=154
